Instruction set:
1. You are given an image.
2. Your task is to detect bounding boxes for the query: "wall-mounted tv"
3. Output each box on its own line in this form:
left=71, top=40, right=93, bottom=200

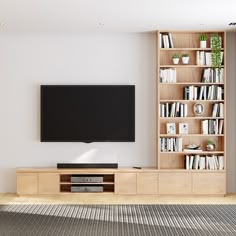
left=41, top=85, right=135, bottom=142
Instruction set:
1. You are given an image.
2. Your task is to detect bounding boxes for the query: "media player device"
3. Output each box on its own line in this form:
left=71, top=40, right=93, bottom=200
left=71, top=176, right=103, bottom=183
left=71, top=186, right=103, bottom=192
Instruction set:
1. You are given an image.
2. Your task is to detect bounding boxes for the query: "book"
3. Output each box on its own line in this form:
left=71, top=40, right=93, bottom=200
left=199, top=156, right=206, bottom=170
left=193, top=155, right=200, bottom=169
left=218, top=120, right=224, bottom=134
left=189, top=155, right=194, bottom=169
left=185, top=155, right=190, bottom=170
left=159, top=33, right=163, bottom=48
left=219, top=156, right=224, bottom=170
left=201, top=120, right=208, bottom=134
left=168, top=33, right=174, bottom=48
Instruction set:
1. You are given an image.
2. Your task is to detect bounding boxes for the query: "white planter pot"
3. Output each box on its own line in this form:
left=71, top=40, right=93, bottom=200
left=173, top=58, right=179, bottom=64
left=182, top=56, right=189, bottom=64
left=200, top=40, right=207, bottom=48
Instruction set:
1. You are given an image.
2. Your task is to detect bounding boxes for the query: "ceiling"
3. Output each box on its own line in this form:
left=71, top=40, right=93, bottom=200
left=0, top=0, right=236, bottom=33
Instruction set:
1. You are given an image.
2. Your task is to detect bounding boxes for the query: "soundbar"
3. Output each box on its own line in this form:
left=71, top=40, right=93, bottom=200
left=57, top=163, right=118, bottom=169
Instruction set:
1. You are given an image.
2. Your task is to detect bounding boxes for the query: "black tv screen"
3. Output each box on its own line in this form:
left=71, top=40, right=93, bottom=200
left=41, top=85, right=135, bottom=142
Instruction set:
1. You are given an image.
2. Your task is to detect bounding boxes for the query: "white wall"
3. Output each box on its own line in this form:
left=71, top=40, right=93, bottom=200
left=0, top=32, right=156, bottom=192
left=0, top=32, right=235, bottom=193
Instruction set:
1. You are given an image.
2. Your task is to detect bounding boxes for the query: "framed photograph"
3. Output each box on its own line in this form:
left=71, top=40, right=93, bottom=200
left=193, top=103, right=204, bottom=116
left=166, top=123, right=176, bottom=134
left=179, top=123, right=188, bottom=134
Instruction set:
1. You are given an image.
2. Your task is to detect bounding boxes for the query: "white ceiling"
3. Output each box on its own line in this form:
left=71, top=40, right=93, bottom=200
left=0, top=0, right=236, bottom=33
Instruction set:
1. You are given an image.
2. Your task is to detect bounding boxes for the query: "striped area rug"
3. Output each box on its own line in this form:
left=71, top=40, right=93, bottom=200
left=0, top=205, right=235, bottom=235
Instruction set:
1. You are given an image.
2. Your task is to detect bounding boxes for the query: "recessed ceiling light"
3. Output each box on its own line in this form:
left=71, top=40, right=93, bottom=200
left=229, top=22, right=236, bottom=26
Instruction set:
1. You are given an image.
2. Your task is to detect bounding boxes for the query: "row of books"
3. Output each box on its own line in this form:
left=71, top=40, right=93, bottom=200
left=211, top=103, right=224, bottom=117
left=160, top=68, right=176, bottom=83
left=196, top=51, right=224, bottom=66
left=183, top=85, right=224, bottom=100
left=160, top=102, right=188, bottom=117
left=201, top=68, right=224, bottom=83
left=160, top=68, right=224, bottom=84
left=201, top=119, right=224, bottom=135
left=159, top=33, right=174, bottom=48
left=160, top=137, right=182, bottom=152
left=185, top=155, right=224, bottom=170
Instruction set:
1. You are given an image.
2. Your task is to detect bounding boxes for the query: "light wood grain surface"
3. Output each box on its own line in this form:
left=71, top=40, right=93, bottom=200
left=0, top=193, right=235, bottom=205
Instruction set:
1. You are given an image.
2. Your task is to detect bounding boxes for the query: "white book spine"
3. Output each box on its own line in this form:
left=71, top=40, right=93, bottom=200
left=219, top=156, right=224, bottom=170
left=186, top=155, right=189, bottom=170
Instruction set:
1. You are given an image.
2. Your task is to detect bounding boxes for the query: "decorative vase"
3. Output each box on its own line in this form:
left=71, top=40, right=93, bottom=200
left=206, top=144, right=215, bottom=151
left=200, top=41, right=207, bottom=48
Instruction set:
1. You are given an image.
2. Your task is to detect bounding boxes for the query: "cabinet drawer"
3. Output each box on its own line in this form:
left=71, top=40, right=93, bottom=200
left=38, top=173, right=60, bottom=194
left=159, top=173, right=192, bottom=194
left=137, top=173, right=158, bottom=194
left=115, top=173, right=137, bottom=194
left=192, top=173, right=226, bottom=194
left=17, top=173, right=38, bottom=195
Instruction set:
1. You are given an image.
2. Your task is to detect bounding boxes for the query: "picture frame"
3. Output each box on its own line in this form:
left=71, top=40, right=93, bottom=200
left=193, top=103, right=204, bottom=116
left=166, top=123, right=176, bottom=134
left=179, top=123, right=188, bottom=134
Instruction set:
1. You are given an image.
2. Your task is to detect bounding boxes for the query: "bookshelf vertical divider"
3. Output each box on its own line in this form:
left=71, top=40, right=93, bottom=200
left=157, top=32, right=161, bottom=171
left=157, top=31, right=226, bottom=195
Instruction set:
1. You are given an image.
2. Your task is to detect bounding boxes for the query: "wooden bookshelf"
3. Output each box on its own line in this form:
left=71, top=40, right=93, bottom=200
left=157, top=31, right=226, bottom=195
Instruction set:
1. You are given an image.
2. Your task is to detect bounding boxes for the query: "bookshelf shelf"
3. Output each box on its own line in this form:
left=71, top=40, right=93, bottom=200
left=157, top=31, right=226, bottom=195
left=160, top=48, right=224, bottom=51
left=160, top=65, right=220, bottom=68
left=160, top=82, right=224, bottom=85
left=160, top=117, right=224, bottom=120
left=160, top=99, right=224, bottom=102
left=160, top=151, right=224, bottom=154
left=159, top=169, right=226, bottom=173
left=160, top=134, right=224, bottom=137
left=60, top=182, right=114, bottom=185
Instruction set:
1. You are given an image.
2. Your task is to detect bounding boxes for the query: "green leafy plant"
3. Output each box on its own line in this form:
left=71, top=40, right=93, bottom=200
left=200, top=34, right=207, bottom=41
left=172, top=53, right=180, bottom=59
left=207, top=140, right=215, bottom=145
left=211, top=34, right=222, bottom=71
left=182, top=54, right=189, bottom=58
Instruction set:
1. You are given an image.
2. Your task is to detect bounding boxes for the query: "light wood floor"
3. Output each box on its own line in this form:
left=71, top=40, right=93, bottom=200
left=0, top=193, right=236, bottom=204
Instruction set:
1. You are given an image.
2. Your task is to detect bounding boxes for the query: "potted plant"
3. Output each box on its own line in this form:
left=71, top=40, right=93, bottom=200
left=200, top=34, right=207, bottom=48
left=172, top=53, right=180, bottom=64
left=206, top=140, right=216, bottom=151
left=211, top=34, right=222, bottom=72
left=182, top=54, right=189, bottom=64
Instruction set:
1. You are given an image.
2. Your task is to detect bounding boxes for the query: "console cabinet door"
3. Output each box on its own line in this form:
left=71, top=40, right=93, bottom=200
left=38, top=173, right=60, bottom=194
left=159, top=173, right=192, bottom=194
left=137, top=173, right=158, bottom=194
left=17, top=173, right=38, bottom=195
left=192, top=173, right=226, bottom=195
left=115, top=173, right=137, bottom=194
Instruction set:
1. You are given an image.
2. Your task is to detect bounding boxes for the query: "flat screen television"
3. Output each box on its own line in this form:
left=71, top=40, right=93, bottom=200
left=41, top=85, right=135, bottom=142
